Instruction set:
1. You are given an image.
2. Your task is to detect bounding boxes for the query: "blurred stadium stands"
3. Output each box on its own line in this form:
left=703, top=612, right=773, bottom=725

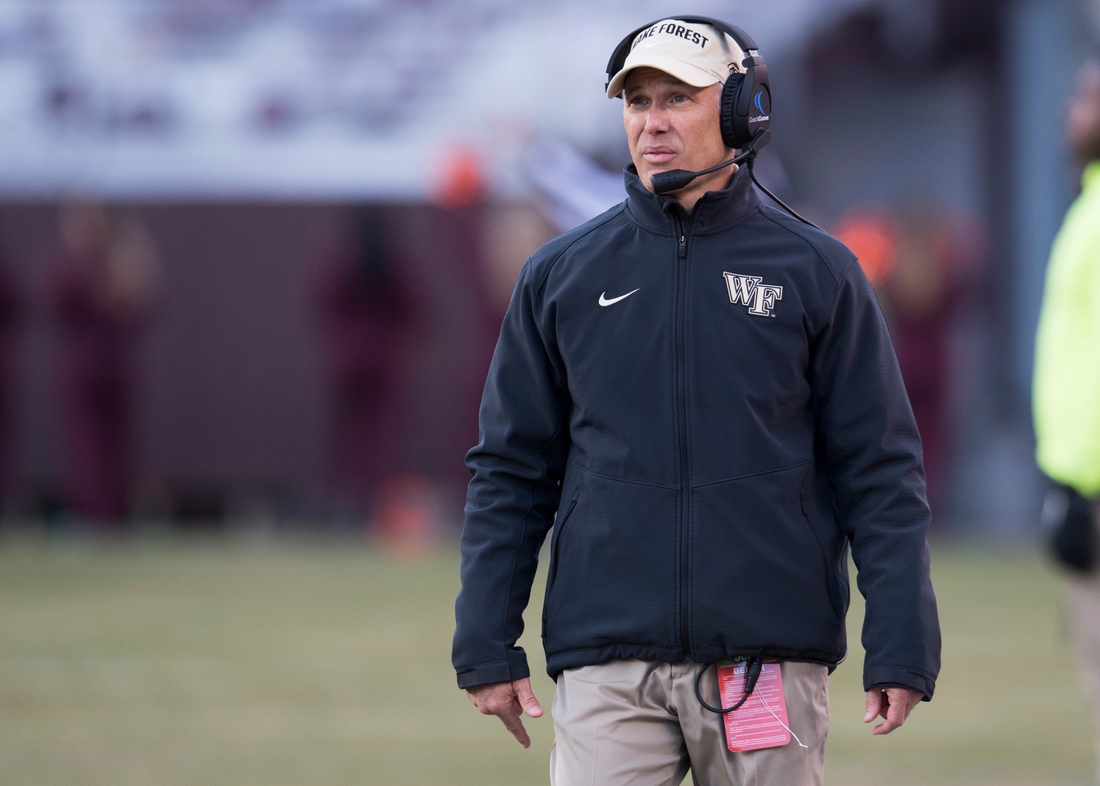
left=0, top=0, right=873, bottom=198
left=0, top=0, right=1095, bottom=536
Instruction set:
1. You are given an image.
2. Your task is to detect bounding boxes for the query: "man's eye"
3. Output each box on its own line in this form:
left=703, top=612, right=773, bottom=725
left=670, top=94, right=688, bottom=104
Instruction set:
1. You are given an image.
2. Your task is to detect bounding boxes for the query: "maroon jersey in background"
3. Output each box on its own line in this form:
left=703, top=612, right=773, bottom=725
left=46, top=203, right=160, bottom=527
left=315, top=208, right=414, bottom=516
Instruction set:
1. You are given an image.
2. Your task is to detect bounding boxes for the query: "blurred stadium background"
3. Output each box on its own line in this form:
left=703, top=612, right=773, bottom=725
left=0, top=0, right=1098, bottom=783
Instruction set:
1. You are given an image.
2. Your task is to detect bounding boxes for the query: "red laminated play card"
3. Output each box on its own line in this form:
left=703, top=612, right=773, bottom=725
left=717, top=660, right=791, bottom=752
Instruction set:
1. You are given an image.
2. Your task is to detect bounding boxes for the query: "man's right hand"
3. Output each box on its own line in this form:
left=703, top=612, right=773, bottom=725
left=466, top=677, right=544, bottom=748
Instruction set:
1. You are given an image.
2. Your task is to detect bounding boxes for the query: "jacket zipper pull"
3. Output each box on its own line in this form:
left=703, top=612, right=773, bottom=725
left=673, top=214, right=687, bottom=259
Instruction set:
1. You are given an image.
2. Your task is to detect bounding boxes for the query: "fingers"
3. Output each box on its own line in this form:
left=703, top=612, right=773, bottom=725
left=498, top=705, right=532, bottom=748
left=872, top=694, right=904, bottom=735
left=866, top=687, right=921, bottom=736
left=465, top=679, right=542, bottom=748
left=513, top=677, right=544, bottom=718
left=863, top=688, right=886, bottom=724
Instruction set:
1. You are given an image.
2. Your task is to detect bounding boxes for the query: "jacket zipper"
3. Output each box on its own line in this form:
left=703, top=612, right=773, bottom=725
left=673, top=213, right=691, bottom=659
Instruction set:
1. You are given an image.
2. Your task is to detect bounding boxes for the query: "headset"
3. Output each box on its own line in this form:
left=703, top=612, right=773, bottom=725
left=605, top=16, right=818, bottom=228
left=605, top=15, right=770, bottom=151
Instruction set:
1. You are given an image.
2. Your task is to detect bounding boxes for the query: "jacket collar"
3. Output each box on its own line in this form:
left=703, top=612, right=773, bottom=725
left=623, top=162, right=761, bottom=235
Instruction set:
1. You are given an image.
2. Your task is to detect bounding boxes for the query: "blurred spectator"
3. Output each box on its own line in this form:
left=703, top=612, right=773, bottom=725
left=838, top=201, right=985, bottom=516
left=430, top=146, right=486, bottom=211
left=882, top=204, right=953, bottom=514
left=46, top=202, right=161, bottom=529
left=315, top=207, right=414, bottom=519
left=1033, top=54, right=1100, bottom=784
left=430, top=147, right=499, bottom=500
left=834, top=209, right=896, bottom=289
left=481, top=201, right=556, bottom=314
left=0, top=233, right=21, bottom=513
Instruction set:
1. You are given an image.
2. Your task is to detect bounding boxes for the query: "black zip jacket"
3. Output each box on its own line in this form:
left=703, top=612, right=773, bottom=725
left=453, top=166, right=941, bottom=700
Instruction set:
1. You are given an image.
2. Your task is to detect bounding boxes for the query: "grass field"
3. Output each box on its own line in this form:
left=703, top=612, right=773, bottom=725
left=0, top=535, right=1093, bottom=785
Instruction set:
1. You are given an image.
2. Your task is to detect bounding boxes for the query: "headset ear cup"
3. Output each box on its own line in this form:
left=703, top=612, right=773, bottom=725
left=720, top=72, right=746, bottom=149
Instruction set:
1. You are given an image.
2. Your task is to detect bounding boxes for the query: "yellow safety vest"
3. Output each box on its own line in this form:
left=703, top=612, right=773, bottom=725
left=1034, top=161, right=1100, bottom=496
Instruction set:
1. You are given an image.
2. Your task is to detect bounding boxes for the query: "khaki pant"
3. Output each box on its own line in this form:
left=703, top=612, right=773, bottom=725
left=1067, top=503, right=1100, bottom=784
left=550, top=660, right=829, bottom=786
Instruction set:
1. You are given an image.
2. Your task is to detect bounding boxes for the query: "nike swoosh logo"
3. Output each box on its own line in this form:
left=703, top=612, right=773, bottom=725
left=599, top=289, right=640, bottom=307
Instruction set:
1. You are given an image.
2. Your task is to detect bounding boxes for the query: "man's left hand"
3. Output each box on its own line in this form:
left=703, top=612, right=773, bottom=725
left=863, top=687, right=923, bottom=735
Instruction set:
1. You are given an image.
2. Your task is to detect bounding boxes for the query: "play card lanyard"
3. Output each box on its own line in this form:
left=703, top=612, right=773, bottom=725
left=695, top=659, right=809, bottom=752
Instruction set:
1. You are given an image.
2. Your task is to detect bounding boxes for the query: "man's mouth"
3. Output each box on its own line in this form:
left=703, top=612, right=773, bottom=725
left=642, top=147, right=677, bottom=163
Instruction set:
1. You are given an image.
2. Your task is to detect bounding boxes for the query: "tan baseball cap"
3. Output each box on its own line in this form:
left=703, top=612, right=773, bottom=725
left=606, top=19, right=745, bottom=99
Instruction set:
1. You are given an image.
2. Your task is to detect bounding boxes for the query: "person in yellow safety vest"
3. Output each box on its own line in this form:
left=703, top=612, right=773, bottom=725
left=1033, top=53, right=1100, bottom=784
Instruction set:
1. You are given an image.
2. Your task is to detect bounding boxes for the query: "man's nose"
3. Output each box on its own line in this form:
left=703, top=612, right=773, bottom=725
left=643, top=107, right=670, bottom=134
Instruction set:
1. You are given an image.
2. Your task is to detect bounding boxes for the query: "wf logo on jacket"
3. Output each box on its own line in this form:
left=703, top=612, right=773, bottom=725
left=723, top=272, right=784, bottom=317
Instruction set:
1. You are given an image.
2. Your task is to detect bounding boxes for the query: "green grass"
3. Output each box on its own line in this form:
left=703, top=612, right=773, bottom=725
left=0, top=536, right=1092, bottom=785
left=822, top=548, right=1093, bottom=786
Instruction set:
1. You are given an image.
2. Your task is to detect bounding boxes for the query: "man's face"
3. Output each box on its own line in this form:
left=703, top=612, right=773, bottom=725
left=1068, top=59, right=1100, bottom=164
left=623, top=68, right=734, bottom=202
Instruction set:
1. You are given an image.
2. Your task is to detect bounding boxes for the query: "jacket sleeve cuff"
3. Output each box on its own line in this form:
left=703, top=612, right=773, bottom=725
left=864, top=667, right=936, bottom=701
left=455, top=655, right=532, bottom=690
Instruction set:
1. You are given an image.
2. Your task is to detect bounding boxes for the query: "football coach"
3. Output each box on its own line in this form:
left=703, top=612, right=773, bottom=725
left=453, top=16, right=940, bottom=785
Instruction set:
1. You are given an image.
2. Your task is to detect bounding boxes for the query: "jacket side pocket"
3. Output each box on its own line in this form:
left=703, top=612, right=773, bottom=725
left=800, top=472, right=844, bottom=621
left=546, top=498, right=578, bottom=602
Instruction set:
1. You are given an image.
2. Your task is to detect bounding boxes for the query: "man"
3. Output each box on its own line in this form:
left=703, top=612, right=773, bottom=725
left=453, top=18, right=940, bottom=785
left=48, top=202, right=161, bottom=528
left=1033, top=54, right=1100, bottom=783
